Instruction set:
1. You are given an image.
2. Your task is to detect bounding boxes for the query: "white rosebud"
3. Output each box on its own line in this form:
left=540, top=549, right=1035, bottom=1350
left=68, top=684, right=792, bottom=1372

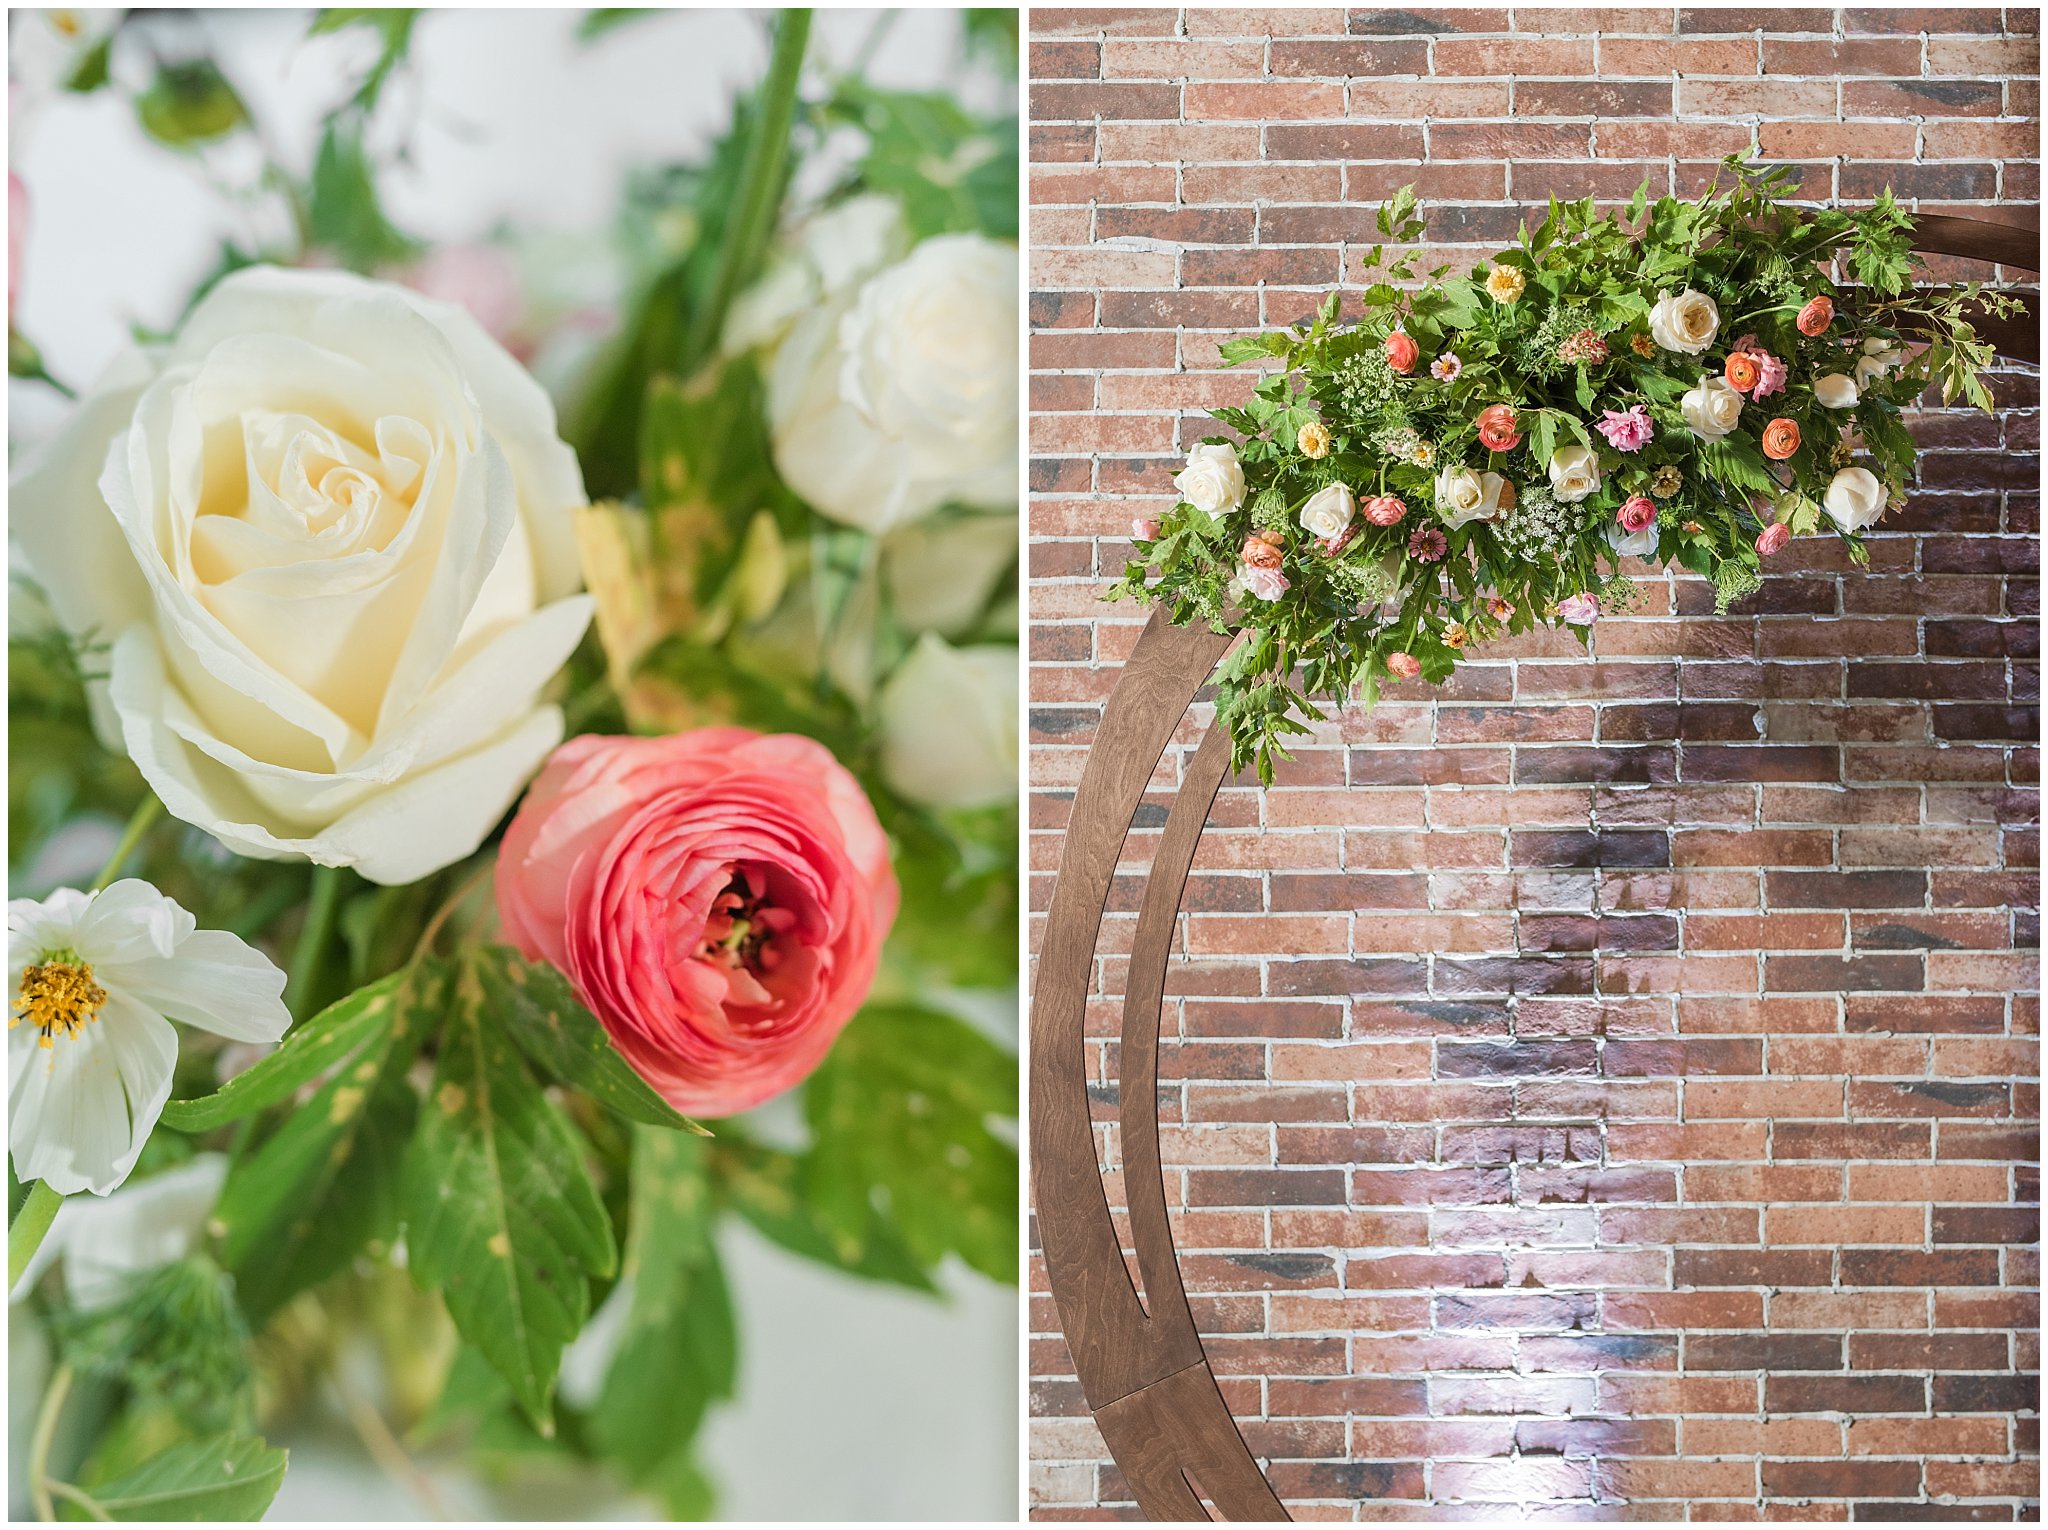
left=1814, top=373, right=1862, bottom=409
left=768, top=231, right=1018, bottom=534
left=1605, top=518, right=1658, bottom=558
left=1648, top=288, right=1720, bottom=355
left=1173, top=442, right=1247, bottom=516
left=1297, top=483, right=1356, bottom=540
left=1853, top=336, right=1906, bottom=390
left=1433, top=465, right=1513, bottom=528
left=1823, top=466, right=1888, bottom=532
left=1680, top=374, right=1744, bottom=440
left=877, top=634, right=1018, bottom=811
left=1546, top=443, right=1603, bottom=503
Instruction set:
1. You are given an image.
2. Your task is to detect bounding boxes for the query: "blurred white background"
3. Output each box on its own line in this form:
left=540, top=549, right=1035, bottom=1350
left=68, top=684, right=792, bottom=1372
left=7, top=8, right=1018, bottom=1521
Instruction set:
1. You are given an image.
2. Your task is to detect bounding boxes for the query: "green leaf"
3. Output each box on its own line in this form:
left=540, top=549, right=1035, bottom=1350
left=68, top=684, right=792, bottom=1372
left=212, top=964, right=441, bottom=1321
left=823, top=82, right=1015, bottom=241
left=802, top=1004, right=1018, bottom=1282
left=591, top=1129, right=736, bottom=1479
left=577, top=9, right=651, bottom=40
left=64, top=33, right=113, bottom=93
left=162, top=968, right=405, bottom=1132
left=470, top=944, right=703, bottom=1132
left=135, top=60, right=247, bottom=148
left=716, top=1139, right=936, bottom=1291
left=401, top=951, right=617, bottom=1429
left=63, top=1435, right=286, bottom=1521
left=307, top=117, right=420, bottom=271
left=310, top=8, right=419, bottom=110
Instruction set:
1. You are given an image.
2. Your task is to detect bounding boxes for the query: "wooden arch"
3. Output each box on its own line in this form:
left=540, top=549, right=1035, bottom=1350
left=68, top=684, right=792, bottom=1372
left=1029, top=212, right=2038, bottom=1522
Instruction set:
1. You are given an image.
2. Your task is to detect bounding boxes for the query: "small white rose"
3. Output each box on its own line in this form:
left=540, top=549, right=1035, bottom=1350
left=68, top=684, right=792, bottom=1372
left=1680, top=374, right=1744, bottom=440
left=1648, top=288, right=1720, bottom=355
left=1823, top=466, right=1888, bottom=532
left=1173, top=442, right=1247, bottom=516
left=1433, top=465, right=1513, bottom=527
left=10, top=266, right=594, bottom=886
left=1606, top=518, right=1658, bottom=558
left=877, top=634, right=1018, bottom=811
left=768, top=231, right=1018, bottom=534
left=1814, top=373, right=1862, bottom=409
left=1547, top=443, right=1603, bottom=503
left=1298, top=482, right=1356, bottom=540
left=1853, top=336, right=1906, bottom=390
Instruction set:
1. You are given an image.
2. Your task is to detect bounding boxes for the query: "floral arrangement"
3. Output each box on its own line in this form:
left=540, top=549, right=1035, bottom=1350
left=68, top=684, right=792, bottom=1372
left=1111, top=159, right=2021, bottom=782
left=8, top=9, right=1017, bottom=1520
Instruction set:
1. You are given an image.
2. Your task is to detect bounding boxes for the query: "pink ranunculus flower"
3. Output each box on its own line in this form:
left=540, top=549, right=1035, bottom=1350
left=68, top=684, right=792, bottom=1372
left=495, top=728, right=899, bottom=1117
left=1240, top=563, right=1289, bottom=602
left=1756, top=522, right=1791, bottom=556
left=1384, top=329, right=1420, bottom=374
left=1363, top=493, right=1408, bottom=527
left=1385, top=652, right=1422, bottom=680
left=1596, top=403, right=1654, bottom=453
left=1618, top=495, right=1657, bottom=534
left=1557, top=592, right=1600, bottom=625
left=1476, top=403, right=1522, bottom=452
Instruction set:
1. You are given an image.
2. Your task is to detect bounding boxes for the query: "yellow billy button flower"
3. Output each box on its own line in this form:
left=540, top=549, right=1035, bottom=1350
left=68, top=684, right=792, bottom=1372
left=1484, top=264, right=1526, bottom=304
left=1297, top=420, right=1332, bottom=459
left=9, top=880, right=290, bottom=1196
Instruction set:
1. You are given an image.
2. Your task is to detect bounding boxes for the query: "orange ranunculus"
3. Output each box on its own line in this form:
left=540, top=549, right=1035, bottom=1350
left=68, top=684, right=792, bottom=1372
left=1796, top=295, right=1834, bottom=336
left=1384, top=329, right=1420, bottom=374
left=1242, top=534, right=1283, bottom=569
left=1761, top=417, right=1801, bottom=460
left=1724, top=350, right=1761, bottom=391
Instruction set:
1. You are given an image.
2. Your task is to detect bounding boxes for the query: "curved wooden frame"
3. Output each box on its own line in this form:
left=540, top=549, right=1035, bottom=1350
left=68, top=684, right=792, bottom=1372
left=1029, top=213, right=2037, bottom=1522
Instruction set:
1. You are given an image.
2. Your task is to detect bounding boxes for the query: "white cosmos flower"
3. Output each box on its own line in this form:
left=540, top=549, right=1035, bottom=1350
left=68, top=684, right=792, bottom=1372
left=11, top=1154, right=227, bottom=1306
left=9, top=881, right=289, bottom=1197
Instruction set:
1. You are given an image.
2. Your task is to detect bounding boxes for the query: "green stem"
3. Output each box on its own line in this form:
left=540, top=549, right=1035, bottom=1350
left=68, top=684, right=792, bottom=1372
left=89, top=796, right=163, bottom=893
left=285, top=865, right=346, bottom=1021
left=10, top=1179, right=64, bottom=1288
left=680, top=8, right=811, bottom=372
left=42, top=1482, right=109, bottom=1523
left=27, top=1361, right=72, bottom=1521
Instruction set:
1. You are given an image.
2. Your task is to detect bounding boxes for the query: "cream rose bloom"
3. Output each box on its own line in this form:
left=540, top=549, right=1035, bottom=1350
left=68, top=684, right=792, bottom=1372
left=1814, top=373, right=1861, bottom=409
left=1298, top=482, right=1355, bottom=539
left=1823, top=466, right=1888, bottom=532
left=1173, top=442, right=1246, bottom=516
left=767, top=231, right=1017, bottom=536
left=877, top=634, right=1018, bottom=811
left=1547, top=444, right=1602, bottom=502
left=1680, top=374, right=1744, bottom=440
left=1854, top=336, right=1906, bottom=390
left=10, top=266, right=592, bottom=885
left=1648, top=288, right=1720, bottom=354
left=1434, top=465, right=1513, bottom=527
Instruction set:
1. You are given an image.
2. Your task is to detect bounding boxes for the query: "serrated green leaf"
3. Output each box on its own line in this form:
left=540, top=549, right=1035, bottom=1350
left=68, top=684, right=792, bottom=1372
left=716, top=1139, right=936, bottom=1291
left=162, top=968, right=405, bottom=1132
left=471, top=945, right=703, bottom=1133
left=591, top=1129, right=735, bottom=1477
left=802, top=1004, right=1017, bottom=1282
left=213, top=964, right=440, bottom=1320
left=402, top=951, right=616, bottom=1428
left=62, top=1434, right=286, bottom=1521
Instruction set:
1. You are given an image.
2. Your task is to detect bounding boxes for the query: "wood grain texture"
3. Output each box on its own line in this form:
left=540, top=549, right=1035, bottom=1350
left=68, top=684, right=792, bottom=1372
left=1094, top=1362, right=1289, bottom=1523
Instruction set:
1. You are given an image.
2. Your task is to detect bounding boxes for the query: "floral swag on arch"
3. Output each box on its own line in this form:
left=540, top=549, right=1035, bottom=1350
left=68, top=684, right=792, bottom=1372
left=1111, top=158, right=2025, bottom=782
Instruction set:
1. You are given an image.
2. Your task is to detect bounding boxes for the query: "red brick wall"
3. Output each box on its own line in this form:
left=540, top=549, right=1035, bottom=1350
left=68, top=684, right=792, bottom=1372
left=1026, top=6, right=2041, bottom=1520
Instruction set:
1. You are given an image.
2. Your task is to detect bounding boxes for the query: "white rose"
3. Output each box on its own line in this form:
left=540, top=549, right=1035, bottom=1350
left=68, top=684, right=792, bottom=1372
left=1814, top=373, right=1861, bottom=409
left=877, top=634, right=1018, bottom=811
left=1648, top=288, right=1720, bottom=354
left=1680, top=374, right=1744, bottom=440
left=1173, top=442, right=1247, bottom=516
left=10, top=266, right=593, bottom=885
left=1853, top=336, right=1907, bottom=390
left=1823, top=466, right=1888, bottom=532
left=1547, top=443, right=1603, bottom=503
left=1298, top=482, right=1356, bottom=539
left=883, top=511, right=1018, bottom=637
left=1433, top=465, right=1513, bottom=527
left=767, top=231, right=1018, bottom=535
left=724, top=193, right=907, bottom=354
left=1606, top=519, right=1658, bottom=558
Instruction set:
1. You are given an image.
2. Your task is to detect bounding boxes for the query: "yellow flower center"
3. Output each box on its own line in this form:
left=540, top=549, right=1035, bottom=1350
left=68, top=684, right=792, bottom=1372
left=12, top=956, right=108, bottom=1049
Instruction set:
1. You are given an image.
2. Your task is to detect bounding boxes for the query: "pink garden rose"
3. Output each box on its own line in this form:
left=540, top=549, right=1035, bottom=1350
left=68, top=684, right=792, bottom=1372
left=1240, top=563, right=1289, bottom=602
left=1596, top=404, right=1654, bottom=453
left=1618, top=495, right=1657, bottom=534
left=1756, top=522, right=1791, bottom=556
left=1385, top=652, right=1421, bottom=680
left=495, top=728, right=899, bottom=1117
left=1557, top=592, right=1600, bottom=625
left=1132, top=517, right=1160, bottom=541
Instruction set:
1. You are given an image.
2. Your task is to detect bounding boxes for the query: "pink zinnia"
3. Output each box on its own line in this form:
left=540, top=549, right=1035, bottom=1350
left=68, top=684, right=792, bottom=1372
left=1408, top=526, right=1448, bottom=562
left=1241, top=563, right=1290, bottom=602
left=1557, top=592, right=1600, bottom=626
left=1596, top=404, right=1654, bottom=453
left=495, top=729, right=898, bottom=1117
left=1431, top=352, right=1461, bottom=382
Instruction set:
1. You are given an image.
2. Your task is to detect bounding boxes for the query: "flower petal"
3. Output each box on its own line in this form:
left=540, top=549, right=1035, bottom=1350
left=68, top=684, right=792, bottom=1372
left=8, top=995, right=176, bottom=1197
left=105, top=927, right=288, bottom=1045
